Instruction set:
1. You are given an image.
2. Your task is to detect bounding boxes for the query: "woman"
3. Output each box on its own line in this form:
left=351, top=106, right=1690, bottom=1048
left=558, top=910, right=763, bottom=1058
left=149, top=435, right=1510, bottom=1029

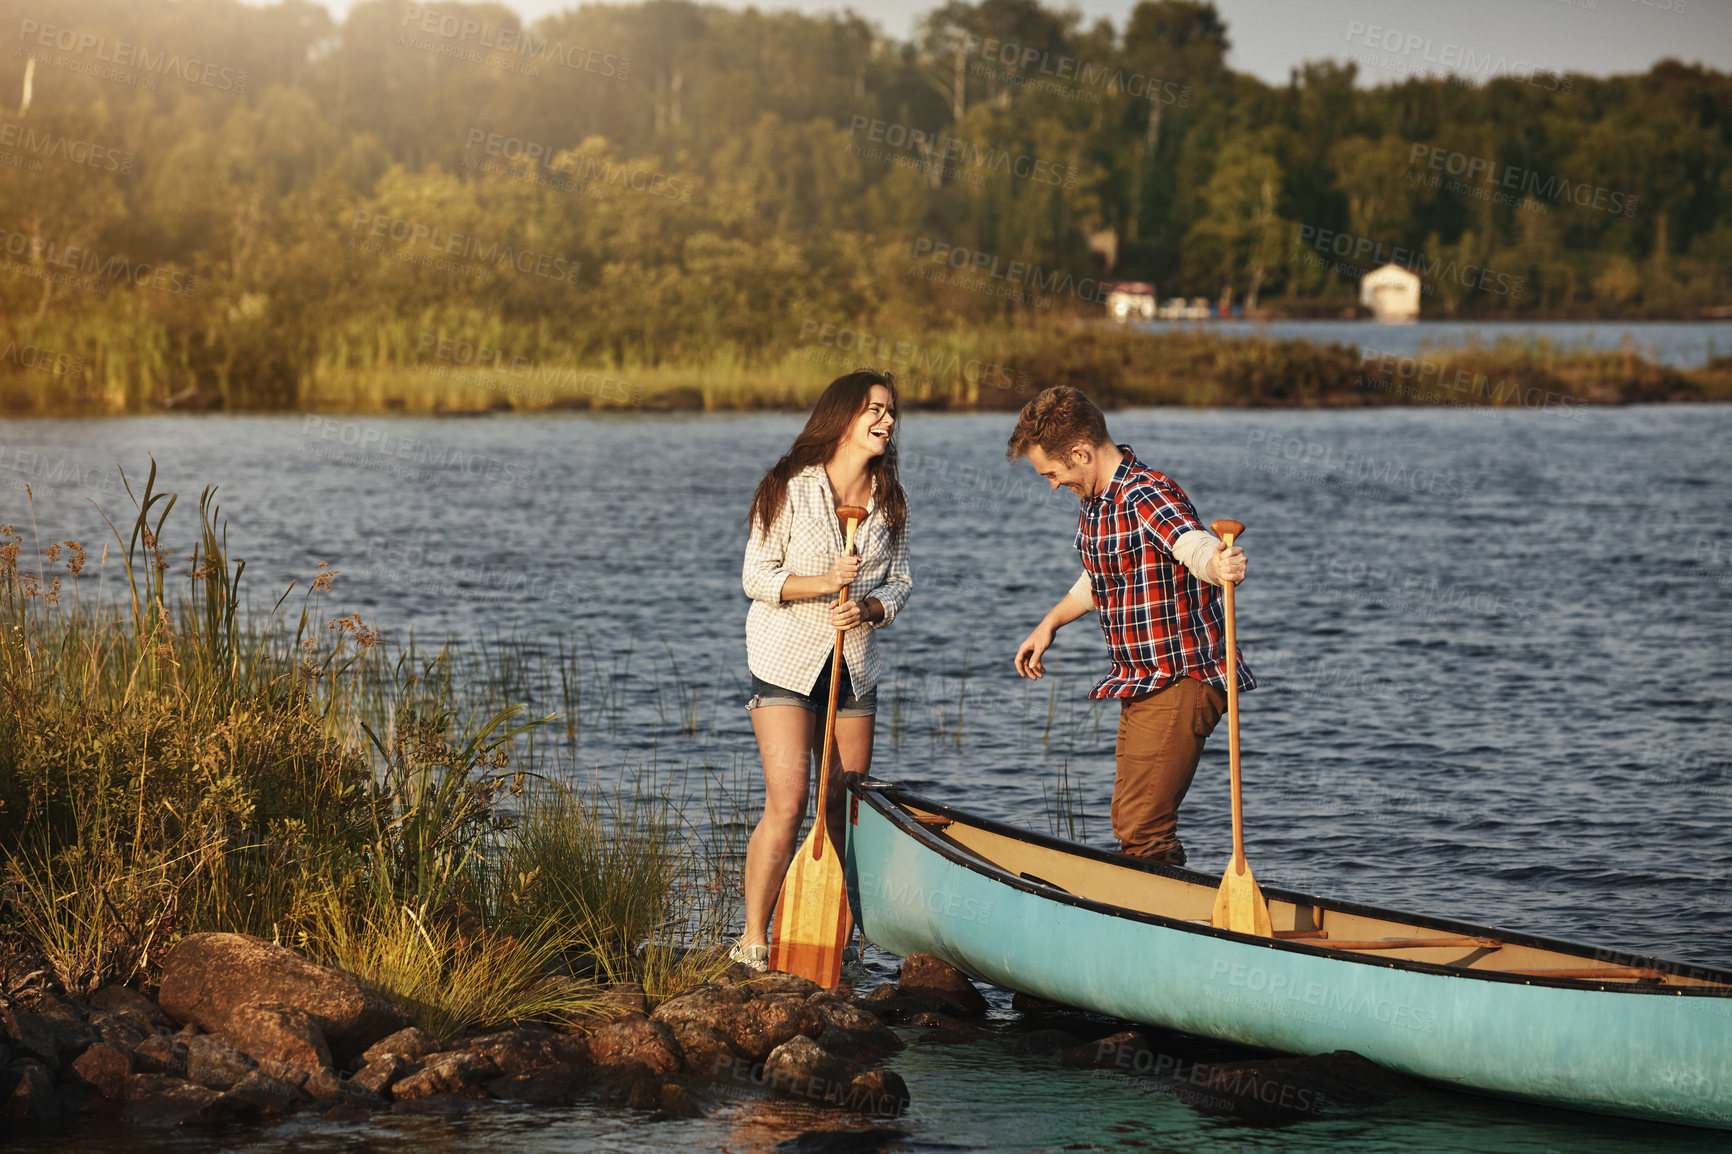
left=733, top=369, right=913, bottom=971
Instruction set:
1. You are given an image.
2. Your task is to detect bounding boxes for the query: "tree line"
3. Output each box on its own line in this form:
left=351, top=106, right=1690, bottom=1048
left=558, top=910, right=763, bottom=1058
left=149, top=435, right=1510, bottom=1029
left=1, top=0, right=1727, bottom=409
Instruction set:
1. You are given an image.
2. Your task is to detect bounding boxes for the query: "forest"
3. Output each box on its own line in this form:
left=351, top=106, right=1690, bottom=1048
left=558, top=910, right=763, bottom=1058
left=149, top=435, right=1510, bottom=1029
left=1, top=0, right=1729, bottom=410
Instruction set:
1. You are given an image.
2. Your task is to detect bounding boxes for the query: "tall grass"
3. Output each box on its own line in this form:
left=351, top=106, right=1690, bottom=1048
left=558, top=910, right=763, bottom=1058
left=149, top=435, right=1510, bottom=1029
left=498, top=777, right=733, bottom=1005
left=305, top=888, right=604, bottom=1040
left=0, top=468, right=730, bottom=1026
left=16, top=317, right=1729, bottom=415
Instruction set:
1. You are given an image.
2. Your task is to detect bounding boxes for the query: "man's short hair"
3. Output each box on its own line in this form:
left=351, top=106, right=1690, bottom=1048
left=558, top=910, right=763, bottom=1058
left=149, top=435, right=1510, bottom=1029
left=1006, top=386, right=1110, bottom=461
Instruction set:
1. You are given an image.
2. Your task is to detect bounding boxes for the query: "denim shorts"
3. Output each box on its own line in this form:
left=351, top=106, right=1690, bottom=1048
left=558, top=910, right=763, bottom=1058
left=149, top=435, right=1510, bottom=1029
left=748, top=656, right=877, bottom=718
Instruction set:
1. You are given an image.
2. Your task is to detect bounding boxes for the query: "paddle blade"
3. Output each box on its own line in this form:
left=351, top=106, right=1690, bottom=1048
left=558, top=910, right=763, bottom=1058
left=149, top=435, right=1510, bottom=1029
left=768, top=822, right=853, bottom=988
left=1211, top=854, right=1274, bottom=937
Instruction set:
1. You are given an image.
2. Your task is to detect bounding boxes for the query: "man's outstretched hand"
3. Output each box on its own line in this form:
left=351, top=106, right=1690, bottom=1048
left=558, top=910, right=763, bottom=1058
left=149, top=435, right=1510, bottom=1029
left=1014, top=623, right=1056, bottom=679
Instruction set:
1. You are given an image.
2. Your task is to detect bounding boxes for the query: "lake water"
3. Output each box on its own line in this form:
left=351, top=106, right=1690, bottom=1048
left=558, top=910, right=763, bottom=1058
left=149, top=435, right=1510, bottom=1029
left=3, top=404, right=1729, bottom=1152
left=1131, top=318, right=1732, bottom=368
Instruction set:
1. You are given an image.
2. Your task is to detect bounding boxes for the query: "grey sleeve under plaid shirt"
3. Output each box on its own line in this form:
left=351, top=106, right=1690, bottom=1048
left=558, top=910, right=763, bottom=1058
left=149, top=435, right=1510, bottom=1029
left=742, top=467, right=912, bottom=696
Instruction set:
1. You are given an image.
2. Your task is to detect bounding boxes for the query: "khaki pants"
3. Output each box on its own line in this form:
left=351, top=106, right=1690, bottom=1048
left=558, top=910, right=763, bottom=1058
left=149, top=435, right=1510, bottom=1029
left=1112, top=676, right=1228, bottom=862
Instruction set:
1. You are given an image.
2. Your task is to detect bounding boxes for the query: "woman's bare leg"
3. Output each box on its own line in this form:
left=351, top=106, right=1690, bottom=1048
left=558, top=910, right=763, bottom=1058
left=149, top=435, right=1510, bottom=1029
left=821, top=714, right=875, bottom=851
left=742, top=705, right=815, bottom=944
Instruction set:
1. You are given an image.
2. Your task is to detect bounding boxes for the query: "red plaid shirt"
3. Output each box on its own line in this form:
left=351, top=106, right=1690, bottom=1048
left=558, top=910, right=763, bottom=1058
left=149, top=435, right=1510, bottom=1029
left=1076, top=445, right=1256, bottom=699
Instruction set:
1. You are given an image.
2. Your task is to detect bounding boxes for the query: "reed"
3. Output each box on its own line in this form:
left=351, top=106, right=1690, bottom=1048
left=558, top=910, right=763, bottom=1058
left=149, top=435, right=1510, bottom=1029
left=304, top=886, right=606, bottom=1040
left=0, top=469, right=730, bottom=1020
left=1041, top=759, right=1090, bottom=843
left=12, top=317, right=1727, bottom=416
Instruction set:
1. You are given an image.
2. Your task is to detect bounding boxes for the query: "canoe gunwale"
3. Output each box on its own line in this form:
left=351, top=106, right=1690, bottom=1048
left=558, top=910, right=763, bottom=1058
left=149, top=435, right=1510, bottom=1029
left=851, top=780, right=1732, bottom=997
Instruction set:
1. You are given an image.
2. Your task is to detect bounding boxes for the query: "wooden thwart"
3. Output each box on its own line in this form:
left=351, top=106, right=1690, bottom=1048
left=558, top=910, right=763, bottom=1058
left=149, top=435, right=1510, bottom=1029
left=1203, top=923, right=1502, bottom=952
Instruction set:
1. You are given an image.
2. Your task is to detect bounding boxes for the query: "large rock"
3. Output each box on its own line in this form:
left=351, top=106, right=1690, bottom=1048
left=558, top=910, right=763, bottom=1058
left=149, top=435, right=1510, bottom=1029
left=808, top=996, right=903, bottom=1062
left=184, top=1034, right=256, bottom=1091
left=596, top=982, right=649, bottom=1017
left=360, top=1026, right=441, bottom=1067
left=88, top=985, right=171, bottom=1031
left=352, top=1053, right=414, bottom=1096
left=122, top=1073, right=231, bottom=1128
left=158, top=933, right=411, bottom=1063
left=667, top=1021, right=737, bottom=1076
left=70, top=1042, right=133, bottom=1100
left=87, top=1012, right=148, bottom=1055
left=256, top=1057, right=311, bottom=1089
left=390, top=1051, right=501, bottom=1100
left=3, top=1058, right=59, bottom=1121
left=585, top=1015, right=684, bottom=1075
left=652, top=985, right=823, bottom=1063
left=486, top=1066, right=591, bottom=1106
left=303, top=1066, right=388, bottom=1110
left=463, top=1025, right=589, bottom=1077
left=741, top=972, right=822, bottom=998
left=132, top=1035, right=189, bottom=1077
left=2, top=1006, right=62, bottom=1070
left=895, top=954, right=988, bottom=1016
left=33, top=998, right=97, bottom=1069
left=220, top=1003, right=331, bottom=1072
left=727, top=997, right=825, bottom=1063
left=221, top=1069, right=307, bottom=1117
left=837, top=1068, right=911, bottom=1116
left=658, top=1081, right=703, bottom=1118
left=650, top=984, right=749, bottom=1029
left=1057, top=1029, right=1152, bottom=1070
left=762, top=1036, right=853, bottom=1099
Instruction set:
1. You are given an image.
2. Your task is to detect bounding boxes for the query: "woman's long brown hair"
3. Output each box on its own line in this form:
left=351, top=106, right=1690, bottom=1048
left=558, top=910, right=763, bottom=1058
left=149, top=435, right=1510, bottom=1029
left=749, top=370, right=908, bottom=534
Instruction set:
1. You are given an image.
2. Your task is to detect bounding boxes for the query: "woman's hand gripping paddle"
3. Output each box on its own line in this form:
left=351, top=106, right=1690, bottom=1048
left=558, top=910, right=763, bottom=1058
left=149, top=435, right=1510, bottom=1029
left=769, top=504, right=868, bottom=988
left=1208, top=519, right=1273, bottom=938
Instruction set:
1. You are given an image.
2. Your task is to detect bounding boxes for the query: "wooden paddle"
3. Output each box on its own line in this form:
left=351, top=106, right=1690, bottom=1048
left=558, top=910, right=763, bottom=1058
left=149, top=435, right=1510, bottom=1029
left=1208, top=518, right=1273, bottom=938
left=769, top=503, right=868, bottom=988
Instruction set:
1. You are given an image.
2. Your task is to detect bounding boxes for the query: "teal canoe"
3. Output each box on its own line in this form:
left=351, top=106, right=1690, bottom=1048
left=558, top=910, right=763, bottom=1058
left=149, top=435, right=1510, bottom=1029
left=844, top=780, right=1732, bottom=1130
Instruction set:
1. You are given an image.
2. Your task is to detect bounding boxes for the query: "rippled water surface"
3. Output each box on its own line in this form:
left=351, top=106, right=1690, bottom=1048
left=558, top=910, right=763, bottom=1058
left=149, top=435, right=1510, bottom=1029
left=4, top=404, right=1728, bottom=1152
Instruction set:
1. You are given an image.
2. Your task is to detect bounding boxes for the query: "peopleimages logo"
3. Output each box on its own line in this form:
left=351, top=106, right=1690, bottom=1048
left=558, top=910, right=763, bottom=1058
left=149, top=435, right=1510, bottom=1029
left=462, top=129, right=695, bottom=202
left=17, top=20, right=248, bottom=92
left=847, top=117, right=1078, bottom=189
left=1408, top=144, right=1637, bottom=217
left=910, top=237, right=1110, bottom=307
left=1, top=338, right=84, bottom=378
left=0, top=228, right=198, bottom=297
left=349, top=210, right=580, bottom=284
left=0, top=119, right=133, bottom=174
left=956, top=30, right=1191, bottom=107
left=1295, top=225, right=1524, bottom=300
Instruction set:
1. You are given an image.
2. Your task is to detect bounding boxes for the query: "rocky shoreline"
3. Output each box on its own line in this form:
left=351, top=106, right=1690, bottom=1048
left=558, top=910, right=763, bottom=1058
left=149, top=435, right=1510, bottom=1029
left=0, top=932, right=931, bottom=1130
left=3, top=933, right=1418, bottom=1136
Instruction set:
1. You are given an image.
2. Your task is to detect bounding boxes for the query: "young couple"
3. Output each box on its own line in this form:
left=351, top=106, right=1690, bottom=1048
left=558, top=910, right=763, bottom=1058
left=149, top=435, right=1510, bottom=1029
left=731, top=376, right=1252, bottom=971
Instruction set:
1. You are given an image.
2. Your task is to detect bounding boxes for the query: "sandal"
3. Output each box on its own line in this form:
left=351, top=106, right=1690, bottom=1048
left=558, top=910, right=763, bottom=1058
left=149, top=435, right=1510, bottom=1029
left=728, top=937, right=769, bottom=973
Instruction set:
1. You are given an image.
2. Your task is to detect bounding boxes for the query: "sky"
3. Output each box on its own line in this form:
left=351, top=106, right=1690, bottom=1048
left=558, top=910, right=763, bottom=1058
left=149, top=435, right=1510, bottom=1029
left=289, top=0, right=1732, bottom=86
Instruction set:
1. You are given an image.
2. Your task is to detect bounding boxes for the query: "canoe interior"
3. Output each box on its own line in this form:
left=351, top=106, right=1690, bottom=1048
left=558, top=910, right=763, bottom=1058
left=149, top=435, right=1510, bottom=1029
left=890, top=794, right=1732, bottom=992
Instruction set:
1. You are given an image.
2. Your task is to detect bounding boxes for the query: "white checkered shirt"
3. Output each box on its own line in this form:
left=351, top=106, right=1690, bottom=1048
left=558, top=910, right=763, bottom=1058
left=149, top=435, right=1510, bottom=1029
left=742, top=465, right=913, bottom=695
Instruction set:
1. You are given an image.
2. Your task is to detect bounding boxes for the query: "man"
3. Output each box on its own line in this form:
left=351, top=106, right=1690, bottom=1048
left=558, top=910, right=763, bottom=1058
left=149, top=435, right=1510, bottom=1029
left=1009, top=386, right=1253, bottom=866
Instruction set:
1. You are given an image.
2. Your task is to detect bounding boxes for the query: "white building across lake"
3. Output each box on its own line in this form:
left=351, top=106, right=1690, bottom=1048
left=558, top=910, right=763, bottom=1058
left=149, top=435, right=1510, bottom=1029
left=1360, top=263, right=1421, bottom=322
left=1105, top=281, right=1157, bottom=321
